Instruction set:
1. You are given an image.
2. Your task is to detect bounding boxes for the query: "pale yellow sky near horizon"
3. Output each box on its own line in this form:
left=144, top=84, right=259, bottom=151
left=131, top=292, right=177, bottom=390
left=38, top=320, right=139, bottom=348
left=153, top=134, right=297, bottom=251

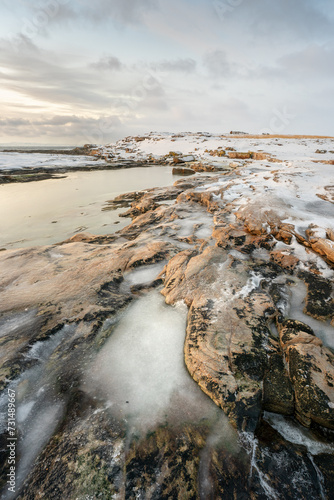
left=0, top=0, right=334, bottom=145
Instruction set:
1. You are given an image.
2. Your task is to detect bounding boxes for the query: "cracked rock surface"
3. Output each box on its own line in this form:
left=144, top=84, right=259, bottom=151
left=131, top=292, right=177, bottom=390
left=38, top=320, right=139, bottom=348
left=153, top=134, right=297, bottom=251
left=1, top=135, right=334, bottom=498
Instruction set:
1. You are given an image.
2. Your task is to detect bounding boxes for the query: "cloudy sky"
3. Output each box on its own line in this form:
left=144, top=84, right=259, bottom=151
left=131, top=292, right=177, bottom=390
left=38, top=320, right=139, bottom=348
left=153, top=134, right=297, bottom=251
left=0, top=0, right=333, bottom=145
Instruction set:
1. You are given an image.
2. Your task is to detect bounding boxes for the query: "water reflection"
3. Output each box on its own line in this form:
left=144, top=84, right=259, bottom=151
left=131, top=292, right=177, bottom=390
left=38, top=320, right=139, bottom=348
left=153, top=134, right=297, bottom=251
left=0, top=167, right=175, bottom=248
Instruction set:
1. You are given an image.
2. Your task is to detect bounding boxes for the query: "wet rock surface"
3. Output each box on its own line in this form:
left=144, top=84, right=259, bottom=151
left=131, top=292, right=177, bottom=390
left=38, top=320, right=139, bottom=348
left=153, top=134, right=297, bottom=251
left=1, top=136, right=334, bottom=498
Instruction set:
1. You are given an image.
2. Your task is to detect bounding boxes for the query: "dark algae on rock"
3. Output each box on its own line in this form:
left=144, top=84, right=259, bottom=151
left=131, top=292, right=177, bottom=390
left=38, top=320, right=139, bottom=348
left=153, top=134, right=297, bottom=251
left=1, top=135, right=334, bottom=498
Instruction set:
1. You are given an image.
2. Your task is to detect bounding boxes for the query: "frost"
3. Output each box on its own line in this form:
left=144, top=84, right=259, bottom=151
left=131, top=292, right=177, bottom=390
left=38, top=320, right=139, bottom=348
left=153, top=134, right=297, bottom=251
left=238, top=272, right=264, bottom=298
left=288, top=279, right=334, bottom=350
left=263, top=412, right=334, bottom=455
left=84, top=291, right=221, bottom=431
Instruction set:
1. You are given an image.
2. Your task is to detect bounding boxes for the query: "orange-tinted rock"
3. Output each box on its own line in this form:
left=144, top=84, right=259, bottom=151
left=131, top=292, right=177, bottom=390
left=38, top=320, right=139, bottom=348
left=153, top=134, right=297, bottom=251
left=213, top=223, right=274, bottom=253
left=172, top=167, right=195, bottom=176
left=272, top=223, right=295, bottom=244
left=252, top=152, right=269, bottom=160
left=270, top=250, right=299, bottom=272
left=228, top=152, right=252, bottom=159
left=327, top=229, right=334, bottom=242
left=162, top=247, right=279, bottom=431
left=311, top=238, right=334, bottom=263
left=177, top=190, right=220, bottom=213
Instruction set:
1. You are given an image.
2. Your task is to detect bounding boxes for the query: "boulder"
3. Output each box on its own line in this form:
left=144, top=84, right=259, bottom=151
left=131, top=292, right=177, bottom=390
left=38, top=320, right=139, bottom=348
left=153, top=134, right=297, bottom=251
left=162, top=248, right=278, bottom=432
left=311, top=238, right=334, bottom=263
left=172, top=167, right=195, bottom=176
left=278, top=320, right=334, bottom=429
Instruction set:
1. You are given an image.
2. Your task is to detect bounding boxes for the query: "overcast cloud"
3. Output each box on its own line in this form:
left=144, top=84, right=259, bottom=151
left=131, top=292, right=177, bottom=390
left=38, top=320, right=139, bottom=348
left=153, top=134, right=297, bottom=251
left=0, top=0, right=333, bottom=144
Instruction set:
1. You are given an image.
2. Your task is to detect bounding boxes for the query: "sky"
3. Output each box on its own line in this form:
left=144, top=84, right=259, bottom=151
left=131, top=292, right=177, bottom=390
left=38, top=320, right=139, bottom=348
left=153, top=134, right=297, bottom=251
left=0, top=0, right=334, bottom=145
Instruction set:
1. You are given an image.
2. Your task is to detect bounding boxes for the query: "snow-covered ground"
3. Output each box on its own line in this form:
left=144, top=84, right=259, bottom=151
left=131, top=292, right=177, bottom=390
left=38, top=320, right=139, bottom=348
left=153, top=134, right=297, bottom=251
left=0, top=152, right=107, bottom=171
left=96, top=131, right=334, bottom=165
left=94, top=132, right=333, bottom=276
left=1, top=132, right=333, bottom=277
left=2, top=132, right=334, bottom=171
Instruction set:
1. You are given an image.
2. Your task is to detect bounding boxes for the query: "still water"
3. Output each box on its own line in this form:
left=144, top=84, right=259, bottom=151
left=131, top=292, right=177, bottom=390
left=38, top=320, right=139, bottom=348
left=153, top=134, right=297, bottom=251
left=0, top=166, right=175, bottom=249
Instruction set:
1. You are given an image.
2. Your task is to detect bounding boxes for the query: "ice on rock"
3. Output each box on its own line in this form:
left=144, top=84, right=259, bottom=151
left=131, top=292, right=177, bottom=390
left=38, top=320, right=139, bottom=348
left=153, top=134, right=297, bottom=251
left=0, top=310, right=38, bottom=340
left=121, top=262, right=166, bottom=288
left=84, top=291, right=223, bottom=431
left=239, top=432, right=279, bottom=500
left=287, top=279, right=334, bottom=350
left=0, top=326, right=74, bottom=498
left=238, top=272, right=265, bottom=298
left=263, top=412, right=334, bottom=455
left=16, top=400, right=36, bottom=423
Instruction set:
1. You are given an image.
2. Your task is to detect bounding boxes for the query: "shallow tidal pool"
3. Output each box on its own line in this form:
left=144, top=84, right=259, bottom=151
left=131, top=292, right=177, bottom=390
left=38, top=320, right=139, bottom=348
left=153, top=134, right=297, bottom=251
left=0, top=166, right=175, bottom=249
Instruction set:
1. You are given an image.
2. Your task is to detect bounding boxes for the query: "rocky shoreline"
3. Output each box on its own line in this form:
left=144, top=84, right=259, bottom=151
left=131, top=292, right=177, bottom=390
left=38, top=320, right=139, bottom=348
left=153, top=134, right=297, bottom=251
left=0, top=161, right=151, bottom=184
left=0, top=145, right=97, bottom=156
left=0, top=135, right=333, bottom=498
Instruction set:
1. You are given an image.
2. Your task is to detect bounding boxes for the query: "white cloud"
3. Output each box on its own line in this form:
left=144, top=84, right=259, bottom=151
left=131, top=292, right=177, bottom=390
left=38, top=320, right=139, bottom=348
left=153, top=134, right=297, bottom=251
left=203, top=50, right=232, bottom=76
left=150, top=58, right=197, bottom=73
left=0, top=1, right=334, bottom=143
left=0, top=115, right=122, bottom=143
left=91, top=55, right=123, bottom=71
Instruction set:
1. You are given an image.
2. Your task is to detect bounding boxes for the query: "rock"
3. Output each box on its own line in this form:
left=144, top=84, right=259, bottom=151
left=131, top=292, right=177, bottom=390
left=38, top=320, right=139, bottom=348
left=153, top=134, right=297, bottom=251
left=300, top=271, right=334, bottom=321
left=180, top=155, right=195, bottom=162
left=316, top=185, right=334, bottom=203
left=1, top=140, right=334, bottom=497
left=213, top=222, right=274, bottom=253
left=125, top=425, right=205, bottom=499
left=172, top=167, right=195, bottom=176
left=234, top=203, right=282, bottom=236
left=228, top=152, right=252, bottom=159
left=161, top=236, right=334, bottom=433
left=0, top=233, right=179, bottom=390
left=252, top=152, right=269, bottom=160
left=270, top=250, right=299, bottom=272
left=18, top=405, right=127, bottom=499
left=229, top=161, right=240, bottom=168
left=204, top=149, right=226, bottom=157
left=278, top=319, right=334, bottom=429
left=263, top=347, right=295, bottom=416
left=327, top=228, right=334, bottom=242
left=68, top=232, right=96, bottom=242
left=311, top=238, right=334, bottom=263
left=272, top=223, right=296, bottom=244
left=254, top=418, right=333, bottom=499
left=172, top=156, right=183, bottom=164
left=120, top=195, right=158, bottom=218
left=306, top=224, right=327, bottom=243
left=162, top=247, right=278, bottom=432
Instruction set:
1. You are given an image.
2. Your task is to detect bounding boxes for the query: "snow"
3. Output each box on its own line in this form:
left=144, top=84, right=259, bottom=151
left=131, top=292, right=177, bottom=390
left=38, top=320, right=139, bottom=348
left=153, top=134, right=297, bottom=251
left=0, top=152, right=107, bottom=171
left=3, top=135, right=333, bottom=262
left=94, top=132, right=334, bottom=167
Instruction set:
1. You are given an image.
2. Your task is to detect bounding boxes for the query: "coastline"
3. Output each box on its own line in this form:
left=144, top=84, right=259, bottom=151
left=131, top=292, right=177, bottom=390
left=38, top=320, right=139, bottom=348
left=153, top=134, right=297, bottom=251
left=1, top=132, right=333, bottom=185
left=0, top=132, right=334, bottom=498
